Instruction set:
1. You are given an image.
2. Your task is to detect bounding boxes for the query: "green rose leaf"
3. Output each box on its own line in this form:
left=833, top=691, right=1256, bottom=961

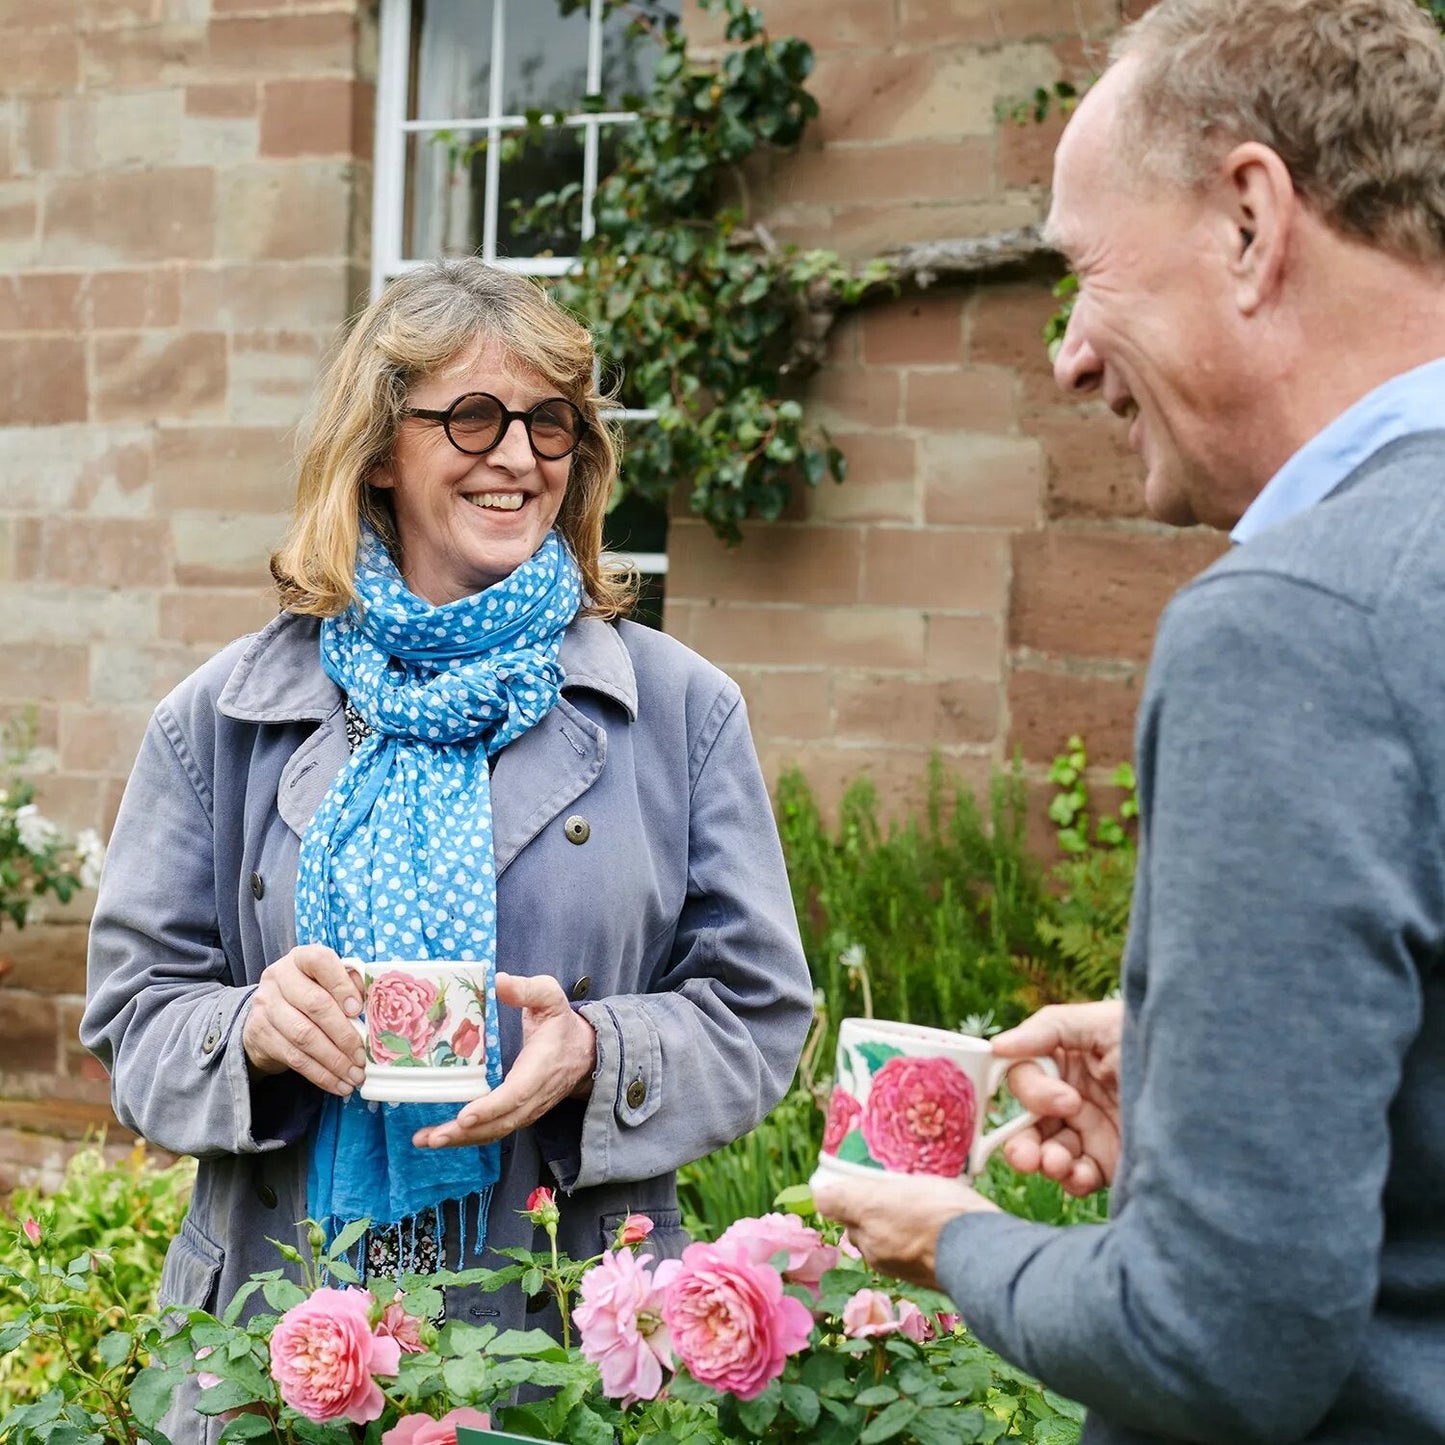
left=781, top=1382, right=821, bottom=1428
left=128, top=1367, right=180, bottom=1430
left=195, top=1379, right=262, bottom=1417
left=218, top=1417, right=281, bottom=1441
left=860, top=1398, right=920, bottom=1443
left=96, top=1331, right=133, bottom=1370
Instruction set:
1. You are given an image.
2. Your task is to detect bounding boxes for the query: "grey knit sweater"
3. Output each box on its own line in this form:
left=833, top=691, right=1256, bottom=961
left=941, top=432, right=1445, bottom=1444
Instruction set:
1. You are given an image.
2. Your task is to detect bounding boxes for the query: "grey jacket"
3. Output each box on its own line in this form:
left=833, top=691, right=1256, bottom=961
left=82, top=610, right=812, bottom=1441
left=941, top=434, right=1445, bottom=1443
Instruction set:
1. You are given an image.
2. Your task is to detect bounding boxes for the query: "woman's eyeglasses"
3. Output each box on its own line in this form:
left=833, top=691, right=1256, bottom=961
left=403, top=392, right=588, bottom=461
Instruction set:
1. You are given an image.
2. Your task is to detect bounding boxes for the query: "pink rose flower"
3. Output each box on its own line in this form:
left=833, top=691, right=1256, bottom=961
left=861, top=1055, right=976, bottom=1175
left=897, top=1300, right=934, bottom=1343
left=618, top=1213, right=654, bottom=1246
left=194, top=1344, right=221, bottom=1392
left=575, top=1248, right=681, bottom=1406
left=841, top=1288, right=903, bottom=1338
left=20, top=1217, right=40, bottom=1247
left=714, top=1212, right=839, bottom=1295
left=662, top=1242, right=813, bottom=1401
left=382, top=1407, right=492, bottom=1444
left=367, top=973, right=441, bottom=1064
left=269, top=1286, right=400, bottom=1424
left=822, top=1088, right=862, bottom=1155
left=378, top=1298, right=425, bottom=1354
left=450, top=1016, right=482, bottom=1062
left=936, top=1311, right=961, bottom=1334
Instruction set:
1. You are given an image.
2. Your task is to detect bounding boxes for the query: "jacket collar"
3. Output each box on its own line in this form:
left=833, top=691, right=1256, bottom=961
left=217, top=610, right=638, bottom=724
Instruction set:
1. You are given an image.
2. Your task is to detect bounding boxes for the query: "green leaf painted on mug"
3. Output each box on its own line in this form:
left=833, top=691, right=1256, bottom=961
left=834, top=1132, right=881, bottom=1169
left=428, top=986, right=448, bottom=1023
left=855, top=1042, right=905, bottom=1073
left=377, top=1030, right=416, bottom=1060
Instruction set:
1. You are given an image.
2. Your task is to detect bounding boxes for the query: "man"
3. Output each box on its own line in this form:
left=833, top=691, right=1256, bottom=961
left=814, top=2, right=1445, bottom=1441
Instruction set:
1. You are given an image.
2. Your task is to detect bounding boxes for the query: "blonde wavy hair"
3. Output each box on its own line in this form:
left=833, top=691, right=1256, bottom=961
left=1114, top=0, right=1445, bottom=268
left=271, top=258, right=636, bottom=619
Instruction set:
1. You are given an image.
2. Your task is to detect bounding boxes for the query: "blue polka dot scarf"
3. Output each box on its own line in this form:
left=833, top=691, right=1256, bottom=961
left=298, top=522, right=582, bottom=1268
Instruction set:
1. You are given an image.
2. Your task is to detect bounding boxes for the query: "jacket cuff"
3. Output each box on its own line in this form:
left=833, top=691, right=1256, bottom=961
left=570, top=998, right=662, bottom=1190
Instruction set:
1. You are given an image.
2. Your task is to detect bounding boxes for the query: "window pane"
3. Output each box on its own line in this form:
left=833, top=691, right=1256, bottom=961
left=496, top=127, right=584, bottom=258
left=598, top=1, right=679, bottom=108
left=604, top=488, right=669, bottom=632
left=502, top=1, right=591, bottom=114
left=412, top=0, right=493, bottom=120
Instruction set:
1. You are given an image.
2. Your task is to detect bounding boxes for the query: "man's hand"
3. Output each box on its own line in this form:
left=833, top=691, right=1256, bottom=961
left=412, top=972, right=597, bottom=1149
left=242, top=944, right=365, bottom=1096
left=811, top=1172, right=998, bottom=1289
left=993, top=999, right=1123, bottom=1196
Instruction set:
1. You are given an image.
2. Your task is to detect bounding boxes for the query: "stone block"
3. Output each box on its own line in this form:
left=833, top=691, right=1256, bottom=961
left=967, top=281, right=1067, bottom=386
left=88, top=641, right=213, bottom=706
left=179, top=259, right=358, bottom=330
left=0, top=28, right=80, bottom=94
left=861, top=294, right=966, bottom=367
left=905, top=366, right=1018, bottom=433
left=834, top=673, right=1001, bottom=746
left=80, top=23, right=207, bottom=89
left=0, top=586, right=158, bottom=643
left=260, top=76, right=372, bottom=158
left=0, top=643, right=89, bottom=702
left=0, top=422, right=155, bottom=515
left=158, top=586, right=279, bottom=645
left=185, top=82, right=258, bottom=119
left=1007, top=666, right=1142, bottom=768
left=0, top=337, right=87, bottom=425
left=778, top=138, right=993, bottom=207
left=171, top=512, right=285, bottom=586
left=995, top=0, right=1116, bottom=40
left=744, top=0, right=896, bottom=48
left=59, top=705, right=154, bottom=774
left=732, top=667, right=832, bottom=741
left=205, top=12, right=357, bottom=79
left=685, top=603, right=926, bottom=672
left=860, top=526, right=1007, bottom=611
left=0, top=923, right=89, bottom=996
left=92, top=331, right=228, bottom=423
left=227, top=329, right=330, bottom=424
left=998, top=106, right=1067, bottom=191
left=14, top=517, right=173, bottom=589
left=1010, top=528, right=1228, bottom=662
left=0, top=273, right=84, bottom=332
left=805, top=364, right=901, bottom=432
left=43, top=168, right=215, bottom=265
left=831, top=197, right=1043, bottom=256
left=91, top=89, right=189, bottom=170
left=667, top=521, right=863, bottom=607
left=801, top=433, right=919, bottom=524
left=152, top=424, right=295, bottom=511
left=920, top=431, right=1044, bottom=528
left=898, top=0, right=996, bottom=45
left=0, top=180, right=39, bottom=267
left=1025, top=406, right=1148, bottom=520
left=215, top=160, right=353, bottom=260
left=0, top=991, right=60, bottom=1074
left=85, top=268, right=183, bottom=330
left=923, top=612, right=1002, bottom=678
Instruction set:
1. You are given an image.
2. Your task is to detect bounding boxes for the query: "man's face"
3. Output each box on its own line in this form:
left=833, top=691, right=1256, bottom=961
left=1045, top=62, right=1256, bottom=530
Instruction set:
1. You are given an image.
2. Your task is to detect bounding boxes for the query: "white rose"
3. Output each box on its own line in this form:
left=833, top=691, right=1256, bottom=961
left=15, top=804, right=60, bottom=856
left=76, top=828, right=105, bottom=889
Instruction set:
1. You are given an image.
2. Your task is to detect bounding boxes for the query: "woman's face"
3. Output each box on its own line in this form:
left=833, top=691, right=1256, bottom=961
left=372, top=338, right=576, bottom=605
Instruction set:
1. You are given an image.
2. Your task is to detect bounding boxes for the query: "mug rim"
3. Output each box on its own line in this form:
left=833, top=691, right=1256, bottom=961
left=836, top=1017, right=990, bottom=1052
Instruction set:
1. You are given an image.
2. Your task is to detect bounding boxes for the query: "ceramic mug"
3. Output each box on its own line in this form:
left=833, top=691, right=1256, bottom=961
left=813, top=1018, right=1056, bottom=1184
left=344, top=959, right=493, bottom=1104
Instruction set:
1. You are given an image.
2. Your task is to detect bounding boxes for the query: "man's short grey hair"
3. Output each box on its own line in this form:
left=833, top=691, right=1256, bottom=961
left=1113, top=0, right=1445, bottom=266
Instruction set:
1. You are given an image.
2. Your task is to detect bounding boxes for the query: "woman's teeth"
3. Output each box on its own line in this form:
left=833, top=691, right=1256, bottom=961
left=465, top=493, right=524, bottom=512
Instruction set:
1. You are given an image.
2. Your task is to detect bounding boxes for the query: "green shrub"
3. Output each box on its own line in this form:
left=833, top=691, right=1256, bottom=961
left=0, top=1141, right=195, bottom=1410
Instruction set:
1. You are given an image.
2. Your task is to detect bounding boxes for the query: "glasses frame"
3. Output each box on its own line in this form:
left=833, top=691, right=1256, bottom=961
left=402, top=391, right=589, bottom=460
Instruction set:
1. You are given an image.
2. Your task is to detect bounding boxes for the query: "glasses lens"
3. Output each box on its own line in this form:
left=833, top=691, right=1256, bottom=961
left=528, top=399, right=584, bottom=459
left=446, top=394, right=503, bottom=452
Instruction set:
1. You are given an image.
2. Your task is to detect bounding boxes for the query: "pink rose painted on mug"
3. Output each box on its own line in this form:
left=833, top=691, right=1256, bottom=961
left=365, top=973, right=446, bottom=1064
left=821, top=1088, right=862, bottom=1156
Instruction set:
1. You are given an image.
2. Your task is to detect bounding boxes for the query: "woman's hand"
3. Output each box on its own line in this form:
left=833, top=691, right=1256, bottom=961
left=412, top=972, right=597, bottom=1149
left=242, top=944, right=365, bottom=1097
left=992, top=998, right=1123, bottom=1196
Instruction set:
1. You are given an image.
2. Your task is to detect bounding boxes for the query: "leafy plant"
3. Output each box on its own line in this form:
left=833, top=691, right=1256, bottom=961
left=0, top=719, right=104, bottom=931
left=0, top=1142, right=195, bottom=1412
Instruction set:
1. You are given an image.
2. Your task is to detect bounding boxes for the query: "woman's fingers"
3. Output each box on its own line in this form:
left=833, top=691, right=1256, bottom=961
left=243, top=946, right=365, bottom=1093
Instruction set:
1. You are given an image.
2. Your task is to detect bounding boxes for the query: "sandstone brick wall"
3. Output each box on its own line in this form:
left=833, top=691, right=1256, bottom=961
left=0, top=0, right=375, bottom=1190
left=667, top=0, right=1224, bottom=816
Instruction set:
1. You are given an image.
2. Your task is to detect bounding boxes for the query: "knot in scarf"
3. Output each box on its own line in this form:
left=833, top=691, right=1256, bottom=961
left=298, top=524, right=582, bottom=1265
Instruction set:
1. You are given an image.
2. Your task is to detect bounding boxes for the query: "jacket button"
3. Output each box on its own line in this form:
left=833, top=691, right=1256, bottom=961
left=201, top=1033, right=219, bottom=1054
left=256, top=1183, right=278, bottom=1209
left=563, top=815, right=590, bottom=845
left=250, top=872, right=265, bottom=900
left=625, top=1079, right=646, bottom=1109
left=570, top=975, right=592, bottom=1001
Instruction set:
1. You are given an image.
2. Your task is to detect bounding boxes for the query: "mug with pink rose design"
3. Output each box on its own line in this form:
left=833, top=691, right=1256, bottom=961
left=344, top=959, right=493, bottom=1103
left=812, top=1018, right=1056, bottom=1185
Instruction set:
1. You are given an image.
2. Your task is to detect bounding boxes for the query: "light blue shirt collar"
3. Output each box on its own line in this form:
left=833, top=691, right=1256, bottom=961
left=1231, top=356, right=1445, bottom=544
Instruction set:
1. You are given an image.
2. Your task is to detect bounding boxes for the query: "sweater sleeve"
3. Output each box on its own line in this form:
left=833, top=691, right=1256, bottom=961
left=936, top=572, right=1440, bottom=1444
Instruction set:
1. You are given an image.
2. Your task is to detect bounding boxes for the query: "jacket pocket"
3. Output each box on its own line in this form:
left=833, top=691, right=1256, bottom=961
left=157, top=1214, right=226, bottom=1315
left=599, top=1207, right=689, bottom=1262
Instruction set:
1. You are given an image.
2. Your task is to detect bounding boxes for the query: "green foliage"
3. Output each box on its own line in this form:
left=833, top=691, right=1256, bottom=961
left=0, top=1142, right=196, bottom=1414
left=504, top=0, right=890, bottom=541
left=0, top=718, right=104, bottom=931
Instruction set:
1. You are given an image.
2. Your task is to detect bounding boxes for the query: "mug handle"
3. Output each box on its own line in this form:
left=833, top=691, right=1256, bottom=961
left=968, top=1055, right=1060, bottom=1177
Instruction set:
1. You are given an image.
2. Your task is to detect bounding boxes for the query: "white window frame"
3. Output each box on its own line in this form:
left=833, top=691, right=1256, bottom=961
left=371, top=0, right=668, bottom=578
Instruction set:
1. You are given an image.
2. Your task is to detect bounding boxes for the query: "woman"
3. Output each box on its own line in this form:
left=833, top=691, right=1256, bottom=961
left=81, top=259, right=813, bottom=1437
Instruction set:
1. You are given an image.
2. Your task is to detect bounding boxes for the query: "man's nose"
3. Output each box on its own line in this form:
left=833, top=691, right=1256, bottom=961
left=1052, top=315, right=1102, bottom=398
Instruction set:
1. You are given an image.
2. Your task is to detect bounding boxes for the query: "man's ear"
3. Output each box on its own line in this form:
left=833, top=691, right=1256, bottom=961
left=1219, top=141, right=1295, bottom=315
